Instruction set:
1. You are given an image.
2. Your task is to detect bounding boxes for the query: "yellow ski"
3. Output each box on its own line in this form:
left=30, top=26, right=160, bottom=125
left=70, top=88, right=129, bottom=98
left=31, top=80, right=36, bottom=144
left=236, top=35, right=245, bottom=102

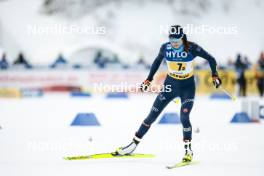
left=64, top=153, right=155, bottom=160
left=166, top=161, right=199, bottom=169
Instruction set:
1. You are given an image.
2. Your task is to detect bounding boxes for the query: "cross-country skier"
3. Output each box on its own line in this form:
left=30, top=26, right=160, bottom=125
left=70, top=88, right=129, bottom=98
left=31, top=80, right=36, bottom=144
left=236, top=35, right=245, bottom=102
left=114, top=25, right=222, bottom=162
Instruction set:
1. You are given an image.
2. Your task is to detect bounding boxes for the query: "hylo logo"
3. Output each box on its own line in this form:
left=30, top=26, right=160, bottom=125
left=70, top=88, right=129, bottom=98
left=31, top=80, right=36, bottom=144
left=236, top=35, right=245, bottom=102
left=166, top=51, right=187, bottom=58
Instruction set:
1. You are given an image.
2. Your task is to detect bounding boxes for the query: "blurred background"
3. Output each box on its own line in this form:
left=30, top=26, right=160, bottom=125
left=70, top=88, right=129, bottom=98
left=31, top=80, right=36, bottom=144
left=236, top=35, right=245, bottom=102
left=0, top=0, right=264, bottom=176
left=0, top=0, right=263, bottom=96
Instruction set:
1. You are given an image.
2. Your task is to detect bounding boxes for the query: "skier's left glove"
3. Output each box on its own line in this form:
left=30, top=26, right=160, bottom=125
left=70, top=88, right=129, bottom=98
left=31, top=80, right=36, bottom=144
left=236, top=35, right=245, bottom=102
left=212, top=74, right=222, bottom=89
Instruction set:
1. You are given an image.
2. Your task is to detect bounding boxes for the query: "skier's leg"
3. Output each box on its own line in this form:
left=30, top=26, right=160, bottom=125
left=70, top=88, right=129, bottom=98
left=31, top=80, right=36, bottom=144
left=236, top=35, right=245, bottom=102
left=135, top=90, right=176, bottom=139
left=180, top=85, right=195, bottom=141
left=115, top=76, right=177, bottom=155
left=115, top=91, right=175, bottom=155
left=179, top=83, right=195, bottom=162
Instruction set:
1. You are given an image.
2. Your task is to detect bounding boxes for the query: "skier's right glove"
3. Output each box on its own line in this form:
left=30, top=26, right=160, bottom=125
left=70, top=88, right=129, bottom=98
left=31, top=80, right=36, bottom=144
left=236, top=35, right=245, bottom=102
left=140, top=80, right=151, bottom=92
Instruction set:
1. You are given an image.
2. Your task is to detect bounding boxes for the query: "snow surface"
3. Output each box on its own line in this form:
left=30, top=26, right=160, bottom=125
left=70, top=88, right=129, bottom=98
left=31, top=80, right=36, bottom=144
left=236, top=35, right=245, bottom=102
left=0, top=94, right=263, bottom=176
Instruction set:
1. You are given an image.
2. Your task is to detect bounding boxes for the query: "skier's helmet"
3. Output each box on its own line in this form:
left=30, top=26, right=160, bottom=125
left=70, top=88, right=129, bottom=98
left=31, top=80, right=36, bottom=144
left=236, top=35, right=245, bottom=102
left=169, top=25, right=184, bottom=39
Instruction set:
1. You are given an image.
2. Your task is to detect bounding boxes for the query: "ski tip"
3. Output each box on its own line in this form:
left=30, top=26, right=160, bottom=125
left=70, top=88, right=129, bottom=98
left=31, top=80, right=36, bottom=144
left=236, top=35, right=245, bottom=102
left=64, top=157, right=74, bottom=160
left=166, top=160, right=199, bottom=169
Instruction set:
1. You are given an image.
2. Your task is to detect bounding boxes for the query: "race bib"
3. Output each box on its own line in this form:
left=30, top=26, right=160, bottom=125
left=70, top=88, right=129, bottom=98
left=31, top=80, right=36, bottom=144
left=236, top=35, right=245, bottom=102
left=166, top=60, right=194, bottom=76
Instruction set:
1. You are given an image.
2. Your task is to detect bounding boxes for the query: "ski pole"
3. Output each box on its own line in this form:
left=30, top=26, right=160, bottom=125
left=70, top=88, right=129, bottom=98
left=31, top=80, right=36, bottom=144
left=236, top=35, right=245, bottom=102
left=219, top=86, right=237, bottom=101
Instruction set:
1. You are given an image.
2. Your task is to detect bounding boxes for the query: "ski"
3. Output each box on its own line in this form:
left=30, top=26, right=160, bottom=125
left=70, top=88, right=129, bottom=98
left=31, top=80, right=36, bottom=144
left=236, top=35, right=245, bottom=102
left=64, top=153, right=155, bottom=160
left=166, top=161, right=199, bottom=169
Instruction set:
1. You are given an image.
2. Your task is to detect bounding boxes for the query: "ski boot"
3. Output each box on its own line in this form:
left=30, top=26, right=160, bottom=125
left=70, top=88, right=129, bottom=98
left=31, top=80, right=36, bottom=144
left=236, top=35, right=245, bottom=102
left=182, top=140, right=193, bottom=162
left=113, top=136, right=141, bottom=156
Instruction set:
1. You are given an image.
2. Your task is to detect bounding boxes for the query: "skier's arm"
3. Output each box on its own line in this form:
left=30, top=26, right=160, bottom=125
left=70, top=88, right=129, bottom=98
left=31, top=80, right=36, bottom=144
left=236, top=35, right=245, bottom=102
left=192, top=43, right=222, bottom=88
left=146, top=45, right=165, bottom=81
left=192, top=43, right=218, bottom=76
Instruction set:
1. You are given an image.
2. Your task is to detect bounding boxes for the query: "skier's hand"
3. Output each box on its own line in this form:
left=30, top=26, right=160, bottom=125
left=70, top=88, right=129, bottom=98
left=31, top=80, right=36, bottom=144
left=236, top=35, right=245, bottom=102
left=212, top=75, right=222, bottom=88
left=140, top=80, right=151, bottom=92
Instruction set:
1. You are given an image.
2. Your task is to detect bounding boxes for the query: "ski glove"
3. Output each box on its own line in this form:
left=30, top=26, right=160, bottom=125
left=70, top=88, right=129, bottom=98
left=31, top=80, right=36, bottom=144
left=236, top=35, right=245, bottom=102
left=212, top=75, right=222, bottom=88
left=140, top=80, right=151, bottom=92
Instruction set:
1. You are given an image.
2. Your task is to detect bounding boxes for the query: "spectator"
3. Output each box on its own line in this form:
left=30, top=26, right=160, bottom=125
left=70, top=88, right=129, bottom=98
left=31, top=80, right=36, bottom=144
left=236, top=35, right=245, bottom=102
left=254, top=52, right=264, bottom=97
left=13, top=52, right=32, bottom=68
left=93, top=50, right=103, bottom=65
left=234, top=53, right=248, bottom=97
left=111, top=54, right=120, bottom=64
left=0, top=53, right=9, bottom=69
left=93, top=51, right=109, bottom=68
left=244, top=56, right=251, bottom=68
left=137, top=55, right=151, bottom=69
left=137, top=56, right=146, bottom=66
left=99, top=57, right=109, bottom=68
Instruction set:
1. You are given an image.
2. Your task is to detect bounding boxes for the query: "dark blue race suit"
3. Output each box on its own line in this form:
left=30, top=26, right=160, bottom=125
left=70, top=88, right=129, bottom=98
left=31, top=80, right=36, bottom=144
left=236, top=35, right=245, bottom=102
left=135, top=42, right=218, bottom=141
